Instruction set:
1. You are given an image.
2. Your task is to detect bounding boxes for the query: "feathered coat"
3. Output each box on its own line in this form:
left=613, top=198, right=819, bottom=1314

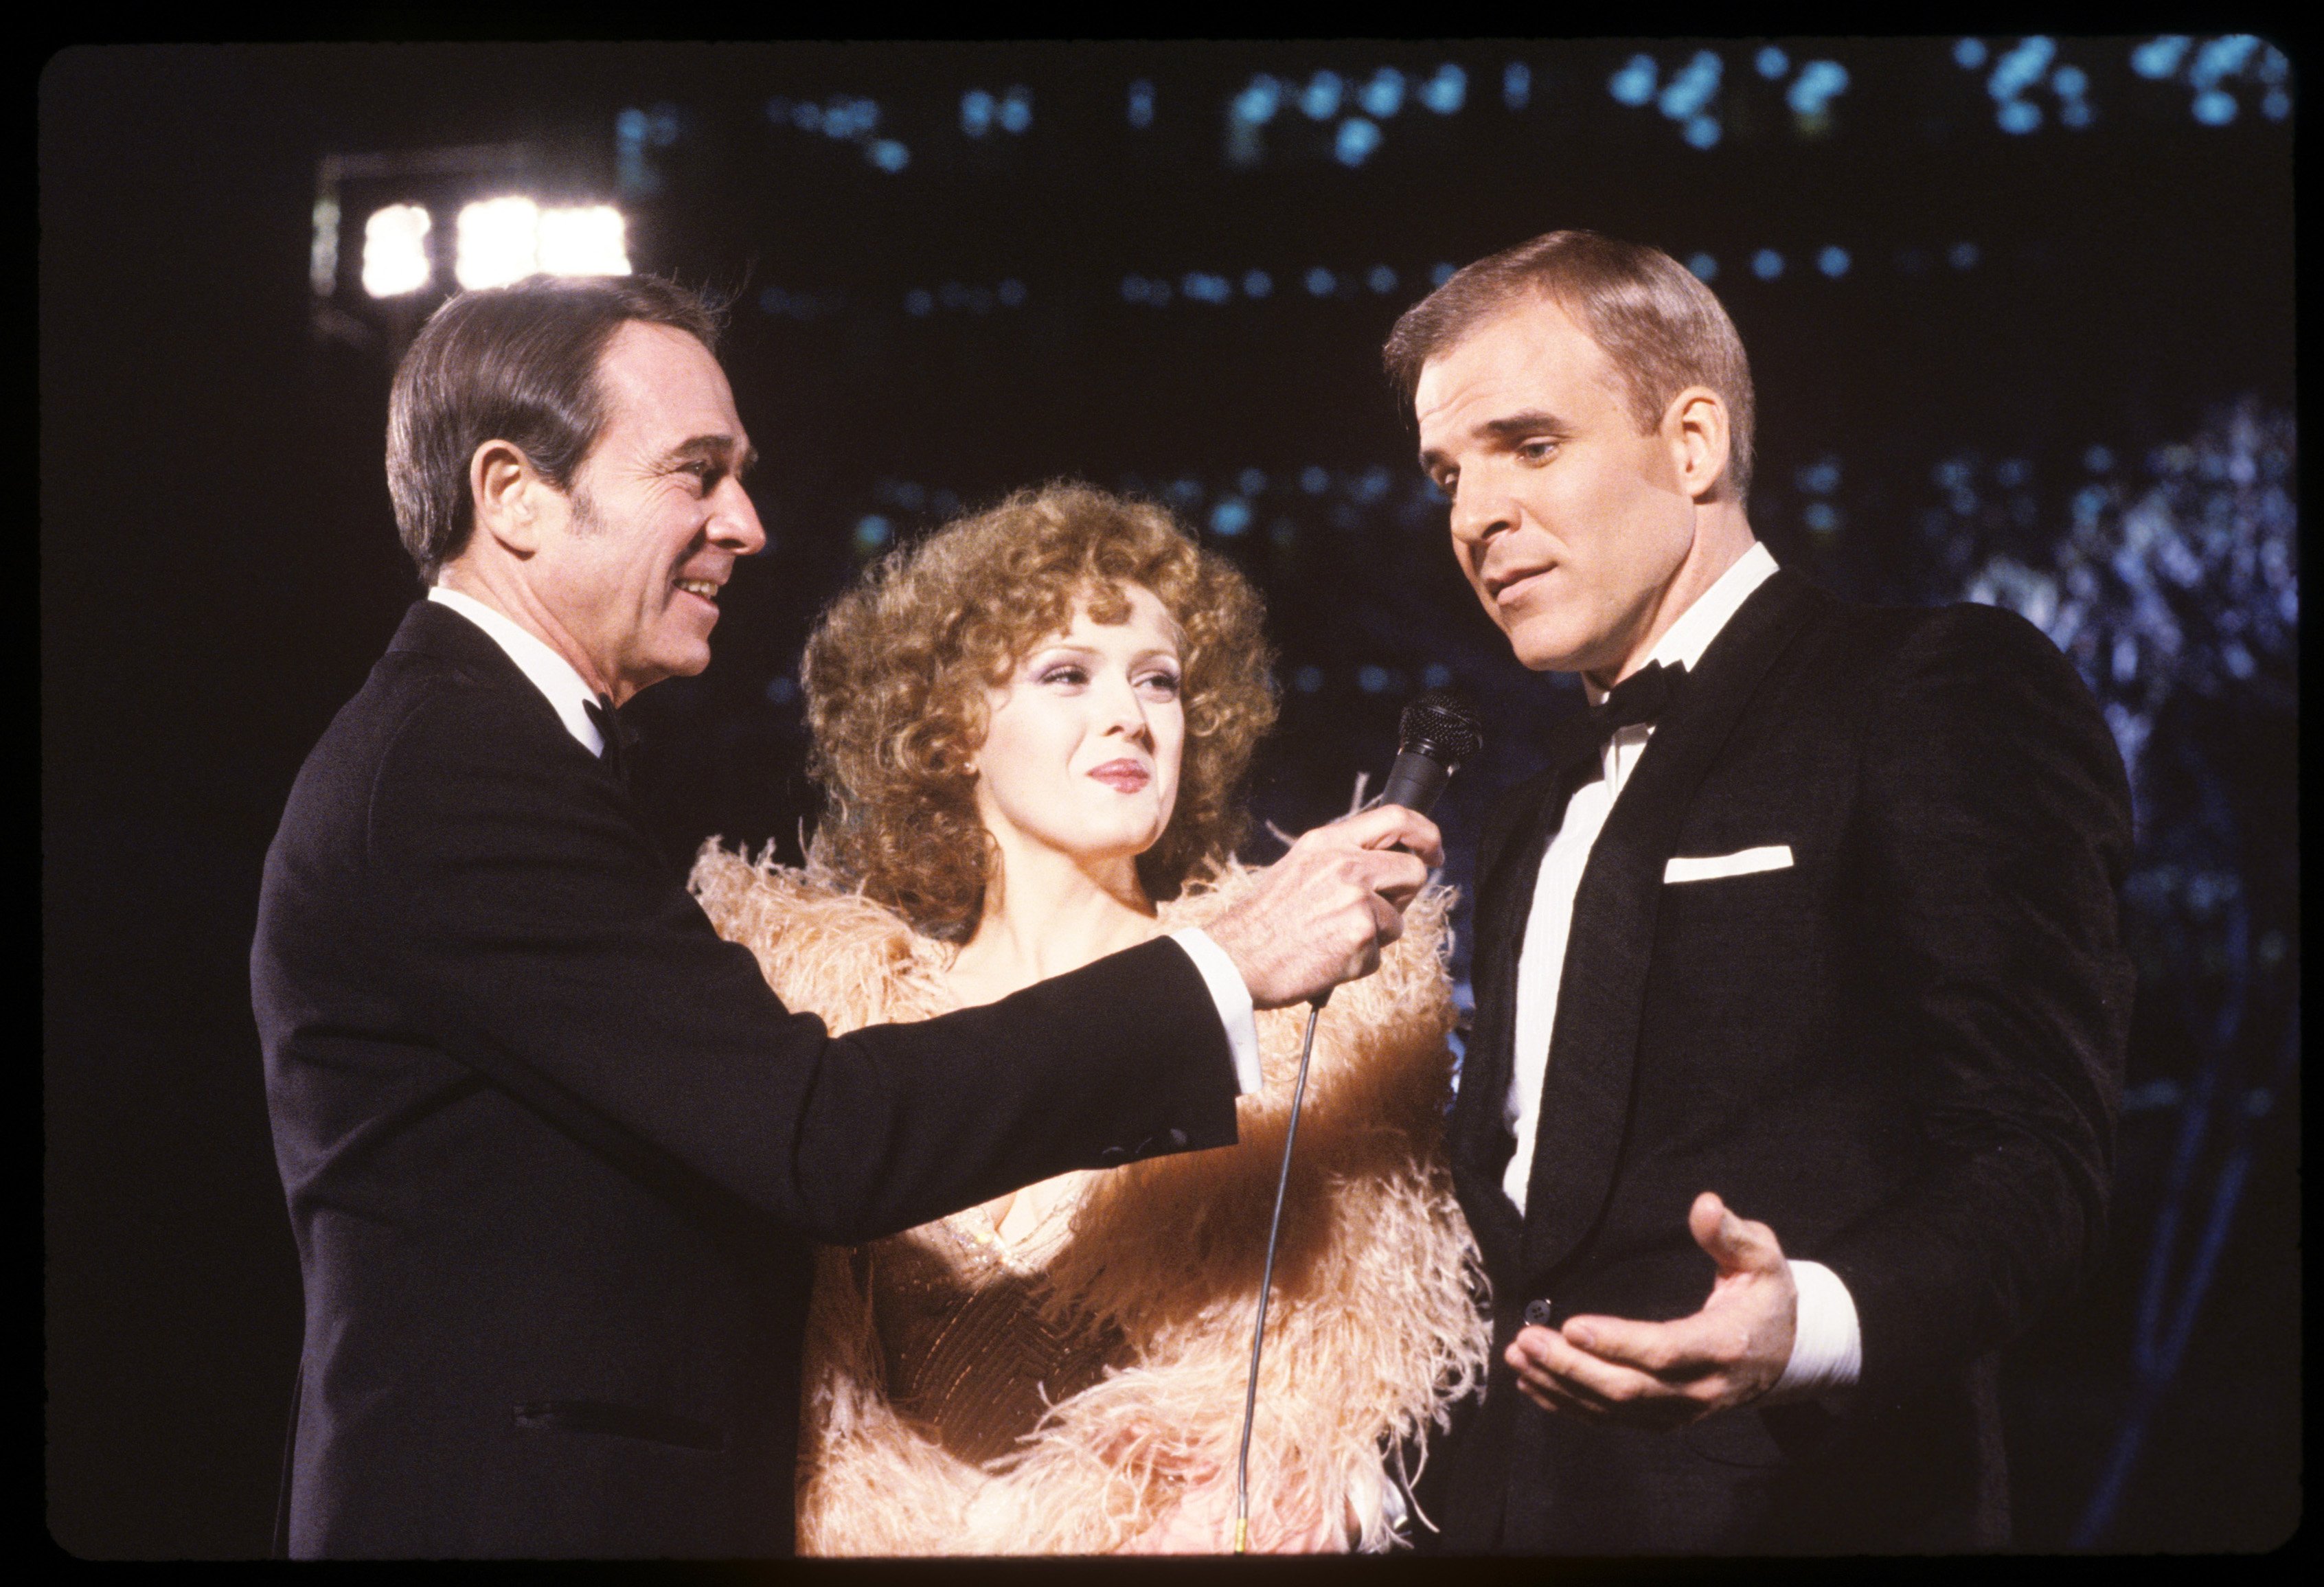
left=688, top=847, right=1490, bottom=1554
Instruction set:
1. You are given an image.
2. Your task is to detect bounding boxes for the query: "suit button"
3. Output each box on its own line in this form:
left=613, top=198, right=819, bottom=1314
left=1523, top=1299, right=1553, bottom=1328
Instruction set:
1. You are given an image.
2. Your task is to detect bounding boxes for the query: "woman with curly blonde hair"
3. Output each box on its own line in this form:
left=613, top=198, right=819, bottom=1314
left=690, top=481, right=1486, bottom=1554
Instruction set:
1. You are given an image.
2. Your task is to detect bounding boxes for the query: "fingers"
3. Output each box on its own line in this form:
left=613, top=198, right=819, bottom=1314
left=1325, top=803, right=1445, bottom=867
left=1689, top=1191, right=1786, bottom=1275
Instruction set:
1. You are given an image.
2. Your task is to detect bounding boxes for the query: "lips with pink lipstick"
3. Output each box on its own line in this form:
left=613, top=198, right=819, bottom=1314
left=1087, top=758, right=1150, bottom=793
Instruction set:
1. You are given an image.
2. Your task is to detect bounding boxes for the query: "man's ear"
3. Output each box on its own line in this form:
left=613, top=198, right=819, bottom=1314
left=469, top=439, right=551, bottom=556
left=1665, top=387, right=1732, bottom=503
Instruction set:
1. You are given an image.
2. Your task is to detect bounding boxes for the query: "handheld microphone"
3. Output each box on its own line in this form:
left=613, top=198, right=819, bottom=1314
left=1377, top=689, right=1486, bottom=826
left=1232, top=689, right=1483, bottom=1552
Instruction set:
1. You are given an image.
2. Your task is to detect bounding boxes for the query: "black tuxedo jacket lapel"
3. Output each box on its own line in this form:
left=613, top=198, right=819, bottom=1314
left=1520, top=569, right=1830, bottom=1281
left=1454, top=733, right=1602, bottom=1270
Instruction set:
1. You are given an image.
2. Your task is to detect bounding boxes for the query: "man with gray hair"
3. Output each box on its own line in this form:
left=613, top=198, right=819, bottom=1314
left=251, top=273, right=1437, bottom=1557
left=1392, top=231, right=2132, bottom=1551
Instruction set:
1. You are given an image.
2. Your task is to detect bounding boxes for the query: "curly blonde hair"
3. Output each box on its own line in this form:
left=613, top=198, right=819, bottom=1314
left=801, top=481, right=1278, bottom=939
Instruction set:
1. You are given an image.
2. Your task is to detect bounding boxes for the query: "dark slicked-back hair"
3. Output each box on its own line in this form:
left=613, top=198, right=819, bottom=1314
left=1382, top=229, right=1755, bottom=502
left=386, top=274, right=724, bottom=582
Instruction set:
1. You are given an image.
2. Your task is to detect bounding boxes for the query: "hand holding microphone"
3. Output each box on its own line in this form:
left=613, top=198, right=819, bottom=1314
left=1205, top=691, right=1479, bottom=1009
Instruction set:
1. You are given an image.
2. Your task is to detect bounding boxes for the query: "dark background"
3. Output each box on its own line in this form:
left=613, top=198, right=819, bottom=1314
left=42, top=41, right=2297, bottom=1556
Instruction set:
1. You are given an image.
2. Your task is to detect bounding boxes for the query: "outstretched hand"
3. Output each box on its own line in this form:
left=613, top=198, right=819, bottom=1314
left=1205, top=804, right=1441, bottom=1009
left=1505, top=1192, right=1797, bottom=1429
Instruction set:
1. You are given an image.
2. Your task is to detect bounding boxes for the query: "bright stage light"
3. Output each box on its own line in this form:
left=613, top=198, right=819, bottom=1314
left=538, top=205, right=630, bottom=277
left=361, top=205, right=433, bottom=298
left=457, top=197, right=542, bottom=288
left=457, top=198, right=630, bottom=289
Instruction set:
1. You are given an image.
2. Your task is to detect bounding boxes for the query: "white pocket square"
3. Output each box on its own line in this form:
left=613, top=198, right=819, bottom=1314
left=1664, top=845, right=1795, bottom=884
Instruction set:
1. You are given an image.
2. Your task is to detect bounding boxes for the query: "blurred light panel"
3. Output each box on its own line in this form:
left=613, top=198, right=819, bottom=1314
left=455, top=197, right=540, bottom=289
left=537, top=206, right=628, bottom=277
left=361, top=204, right=432, bottom=297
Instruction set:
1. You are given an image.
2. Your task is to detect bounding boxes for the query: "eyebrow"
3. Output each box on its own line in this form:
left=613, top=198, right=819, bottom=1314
left=657, top=434, right=759, bottom=479
left=1417, top=408, right=1573, bottom=472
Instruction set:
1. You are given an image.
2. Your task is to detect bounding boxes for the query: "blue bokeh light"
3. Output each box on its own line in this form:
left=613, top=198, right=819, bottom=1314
left=1503, top=61, right=1531, bottom=109
left=996, top=278, right=1026, bottom=308
left=1683, top=115, right=1722, bottom=149
left=1430, top=261, right=1457, bottom=288
left=1608, top=54, right=1657, bottom=107
left=1687, top=252, right=1718, bottom=282
left=2192, top=89, right=2238, bottom=125
left=1238, top=468, right=1268, bottom=495
left=1299, top=466, right=1331, bottom=494
left=1757, top=46, right=1790, bottom=80
left=1949, top=241, right=1981, bottom=269
left=1242, top=269, right=1273, bottom=299
left=904, top=288, right=933, bottom=316
left=1210, top=498, right=1252, bottom=536
left=1659, top=51, right=1721, bottom=120
left=1358, top=68, right=1406, bottom=118
left=1301, top=71, right=1343, bottom=120
left=1817, top=245, right=1851, bottom=277
left=867, top=139, right=909, bottom=172
left=1232, top=76, right=1282, bottom=126
left=961, top=89, right=994, bottom=137
left=1420, top=64, right=1466, bottom=115
left=1305, top=267, right=1336, bottom=297
left=1127, top=79, right=1154, bottom=128
left=1752, top=249, right=1784, bottom=280
left=1367, top=264, right=1398, bottom=294
left=1294, top=665, right=1325, bottom=694
left=997, top=87, right=1032, bottom=134
left=1788, top=59, right=1849, bottom=116
left=1954, top=38, right=1988, bottom=69
left=1997, top=99, right=2042, bottom=134
left=2132, top=36, right=2191, bottom=79
left=1334, top=117, right=1382, bottom=166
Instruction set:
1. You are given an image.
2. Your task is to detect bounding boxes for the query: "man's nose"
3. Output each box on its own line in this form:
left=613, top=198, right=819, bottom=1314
left=1447, top=479, right=1514, bottom=548
left=711, top=480, right=768, bottom=556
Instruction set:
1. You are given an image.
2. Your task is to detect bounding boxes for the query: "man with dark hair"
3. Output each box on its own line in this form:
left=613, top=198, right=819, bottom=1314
left=252, top=273, right=1437, bottom=1557
left=1392, top=231, right=2132, bottom=1551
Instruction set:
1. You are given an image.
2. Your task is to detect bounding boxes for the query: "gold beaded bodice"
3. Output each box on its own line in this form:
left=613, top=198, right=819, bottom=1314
left=857, top=1189, right=1128, bottom=1468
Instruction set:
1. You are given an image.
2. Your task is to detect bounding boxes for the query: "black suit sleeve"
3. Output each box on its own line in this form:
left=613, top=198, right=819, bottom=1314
left=1819, top=606, right=2134, bottom=1410
left=362, top=683, right=1240, bottom=1245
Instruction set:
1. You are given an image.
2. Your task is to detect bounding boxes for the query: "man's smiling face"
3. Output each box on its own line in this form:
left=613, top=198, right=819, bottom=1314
left=1415, top=294, right=1700, bottom=681
left=535, top=320, right=766, bottom=700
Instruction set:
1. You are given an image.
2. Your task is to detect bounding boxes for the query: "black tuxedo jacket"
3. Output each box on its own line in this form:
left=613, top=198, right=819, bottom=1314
left=1437, top=569, right=2133, bottom=1553
left=251, top=601, right=1241, bottom=1557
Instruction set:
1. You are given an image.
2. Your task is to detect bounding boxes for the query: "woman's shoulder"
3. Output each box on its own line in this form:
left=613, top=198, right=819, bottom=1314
left=687, top=841, right=949, bottom=1032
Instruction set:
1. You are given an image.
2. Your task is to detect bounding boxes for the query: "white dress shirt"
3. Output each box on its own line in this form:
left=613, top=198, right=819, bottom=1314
left=1499, top=543, right=1860, bottom=1398
left=422, top=585, right=1264, bottom=1095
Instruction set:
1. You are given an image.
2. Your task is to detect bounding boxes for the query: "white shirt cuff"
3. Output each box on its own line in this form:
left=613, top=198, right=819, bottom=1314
left=1165, top=928, right=1263, bottom=1095
left=1772, top=1259, right=1862, bottom=1403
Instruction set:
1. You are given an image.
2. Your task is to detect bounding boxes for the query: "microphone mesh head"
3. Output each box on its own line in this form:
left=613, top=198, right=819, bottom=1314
left=1398, top=689, right=1483, bottom=762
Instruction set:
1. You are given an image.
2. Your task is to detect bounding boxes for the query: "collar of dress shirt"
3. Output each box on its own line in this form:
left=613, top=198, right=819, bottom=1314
left=426, top=584, right=606, bottom=756
left=1583, top=540, right=1779, bottom=706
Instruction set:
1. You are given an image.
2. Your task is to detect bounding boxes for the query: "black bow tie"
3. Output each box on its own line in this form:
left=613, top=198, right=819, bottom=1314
left=582, top=695, right=633, bottom=789
left=1568, top=660, right=1687, bottom=765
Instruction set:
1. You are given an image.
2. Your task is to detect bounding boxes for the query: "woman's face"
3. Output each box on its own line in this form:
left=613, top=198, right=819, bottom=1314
left=972, top=583, right=1187, bottom=872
